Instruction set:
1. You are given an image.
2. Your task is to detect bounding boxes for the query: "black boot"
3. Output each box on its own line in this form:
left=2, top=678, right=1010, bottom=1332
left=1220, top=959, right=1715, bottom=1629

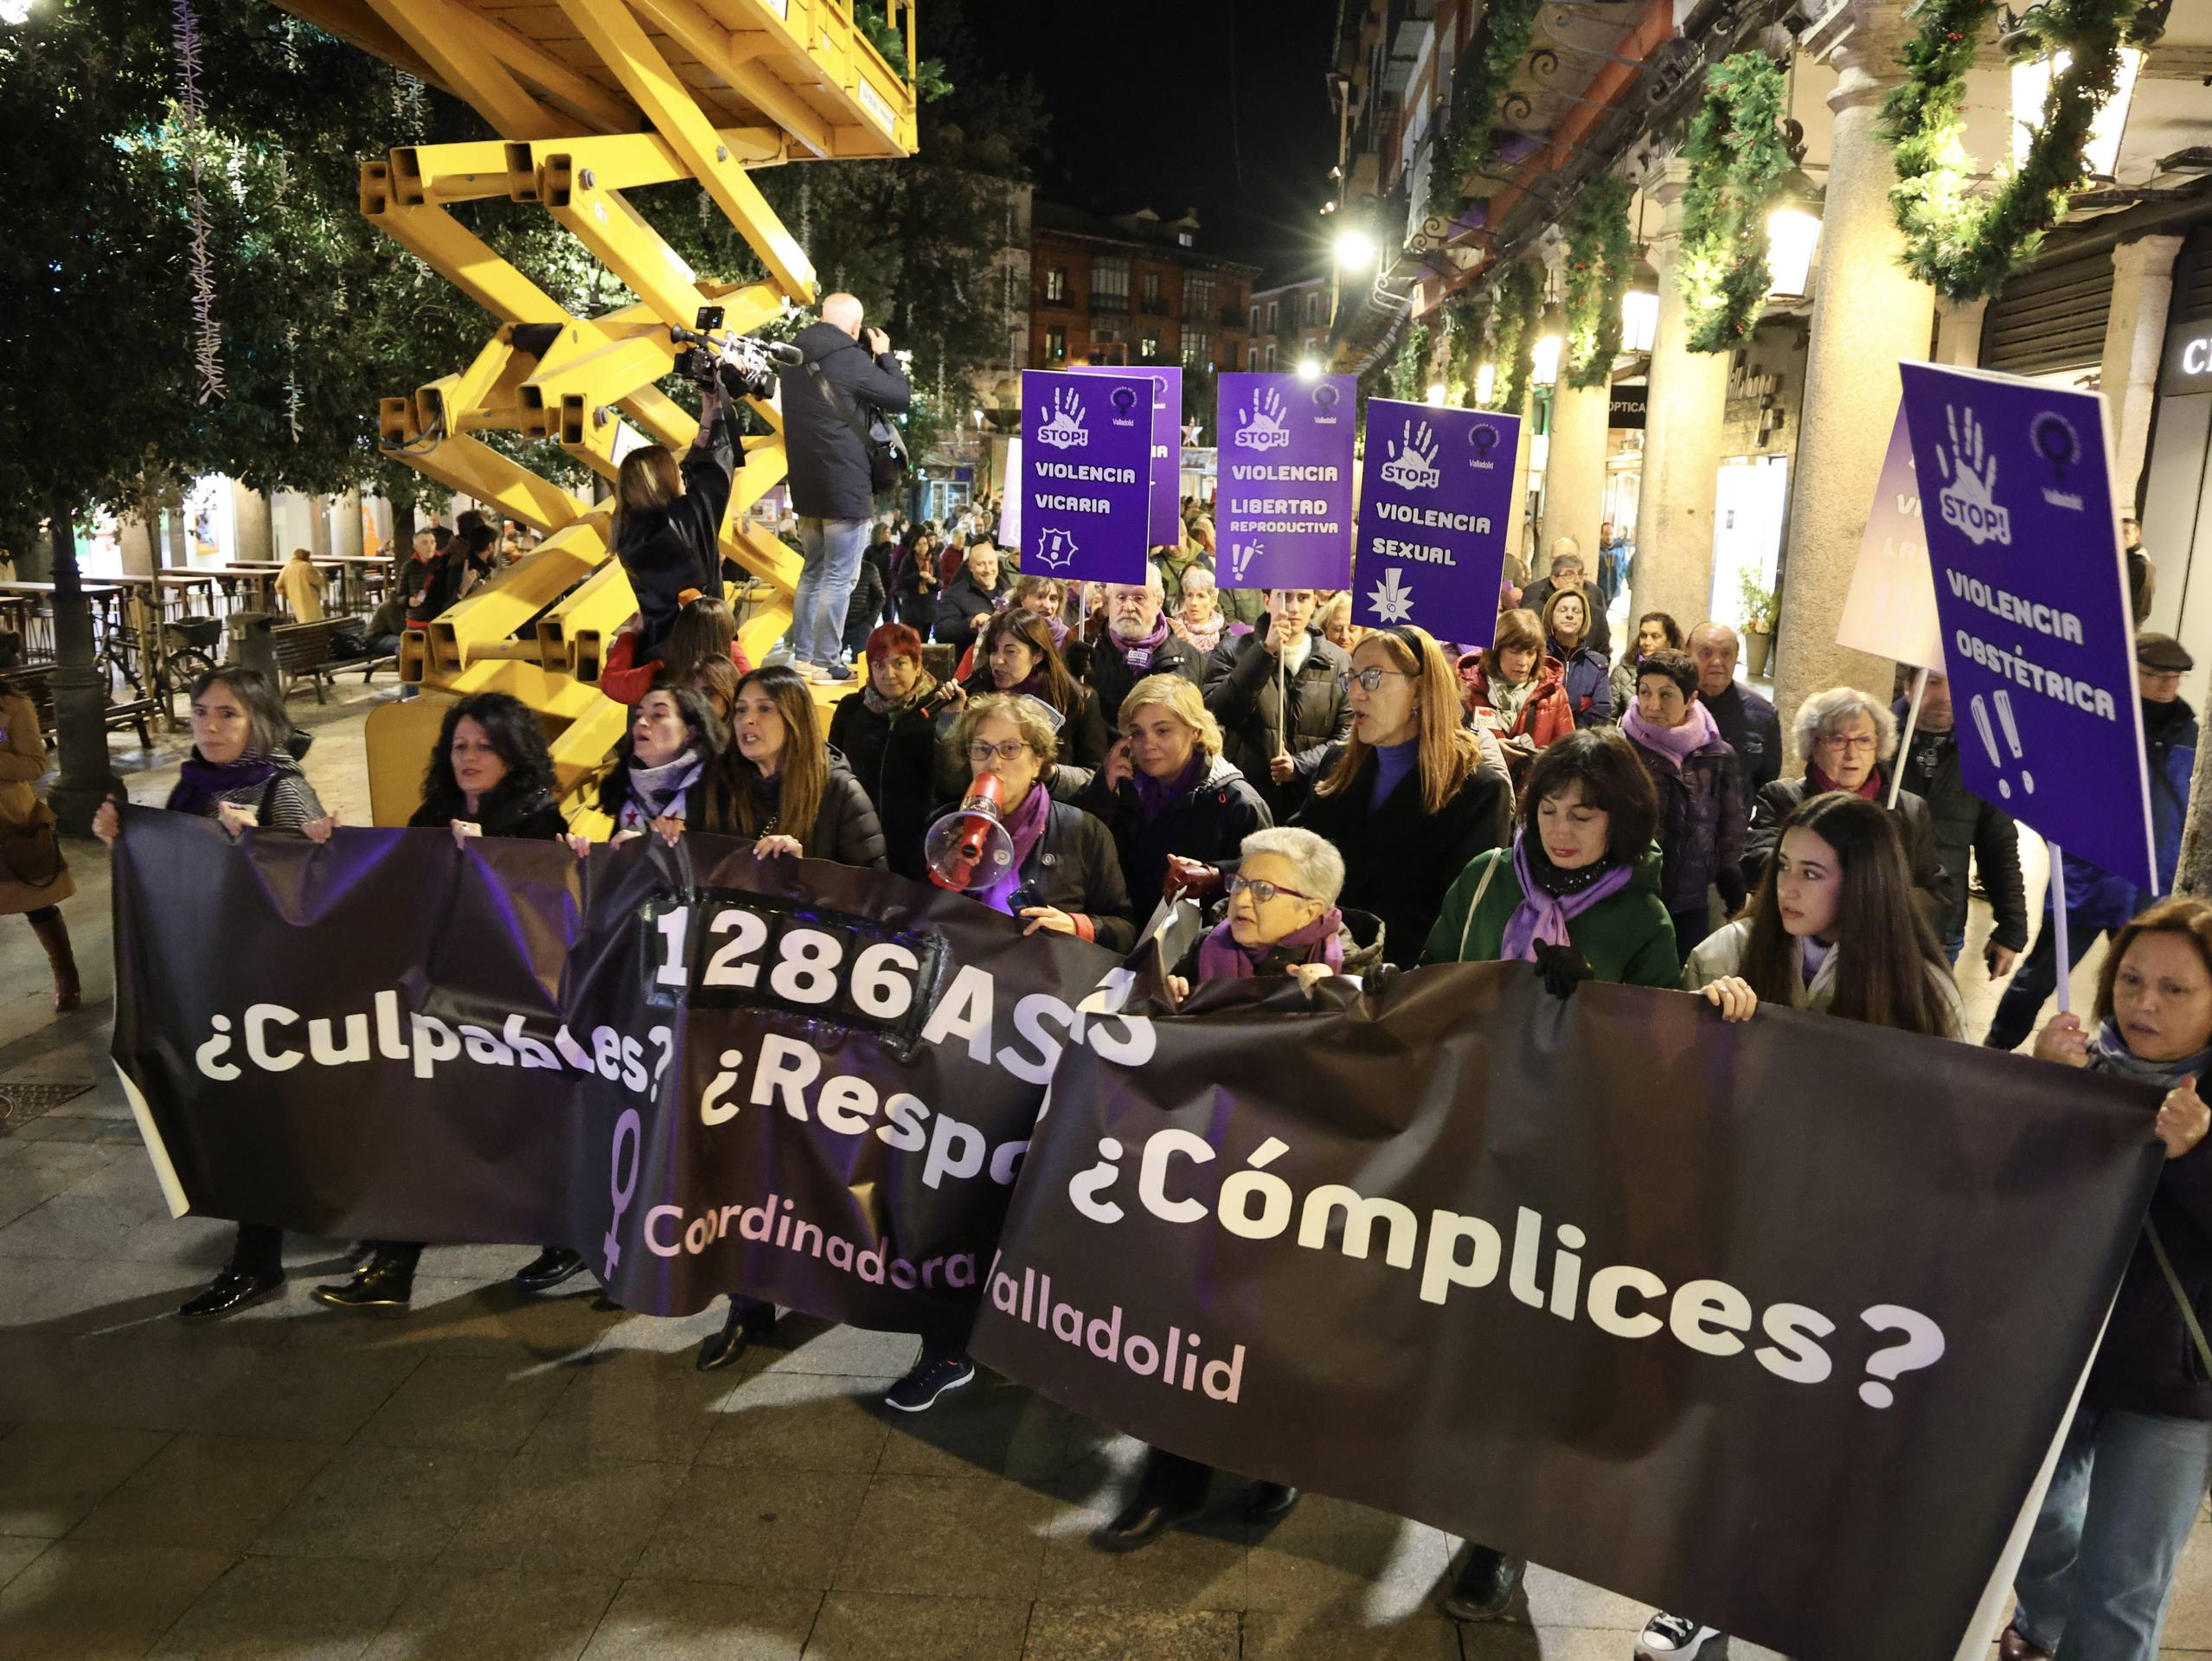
left=1246, top=1481, right=1301, bottom=1527
left=177, top=1263, right=284, bottom=1322
left=696, top=1299, right=775, bottom=1372
left=311, top=1244, right=416, bottom=1314
left=1089, top=1450, right=1212, bottom=1553
left=1439, top=1544, right=1527, bottom=1622
left=513, top=1246, right=587, bottom=1293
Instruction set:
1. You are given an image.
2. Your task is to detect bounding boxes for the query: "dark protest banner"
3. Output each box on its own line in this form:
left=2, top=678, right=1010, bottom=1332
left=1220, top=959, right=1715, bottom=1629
left=1899, top=361, right=2154, bottom=889
left=1017, top=368, right=1155, bottom=584
left=1211, top=372, right=1356, bottom=590
left=971, top=965, right=2161, bottom=1661
left=110, top=808, right=1122, bottom=1342
left=1072, top=364, right=1181, bottom=548
left=1352, top=397, right=1521, bottom=643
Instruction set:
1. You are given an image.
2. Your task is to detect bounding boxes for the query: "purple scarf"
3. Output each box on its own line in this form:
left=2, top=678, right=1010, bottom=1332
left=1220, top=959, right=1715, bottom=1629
left=1110, top=614, right=1172, bottom=673
left=1622, top=697, right=1717, bottom=771
left=1498, top=830, right=1637, bottom=960
left=971, top=780, right=1055, bottom=917
left=169, top=750, right=280, bottom=820
left=1132, top=754, right=1204, bottom=823
left=1197, top=907, right=1346, bottom=981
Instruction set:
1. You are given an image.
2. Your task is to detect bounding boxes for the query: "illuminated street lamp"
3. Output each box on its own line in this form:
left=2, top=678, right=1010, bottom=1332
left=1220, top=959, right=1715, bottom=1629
left=1426, top=382, right=1448, bottom=407
left=1621, top=252, right=1661, bottom=354
left=1764, top=167, right=1824, bottom=302
left=1530, top=300, right=1565, bottom=389
left=1474, top=362, right=1497, bottom=406
left=1334, top=230, right=1377, bottom=272
left=2011, top=46, right=2143, bottom=180
left=1296, top=357, right=1323, bottom=381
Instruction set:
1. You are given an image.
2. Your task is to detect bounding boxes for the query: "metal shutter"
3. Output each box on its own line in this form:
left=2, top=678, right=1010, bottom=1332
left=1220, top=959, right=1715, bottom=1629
left=1981, top=251, right=2114, bottom=375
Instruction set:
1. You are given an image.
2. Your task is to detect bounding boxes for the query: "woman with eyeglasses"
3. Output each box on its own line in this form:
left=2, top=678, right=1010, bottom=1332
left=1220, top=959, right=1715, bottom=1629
left=877, top=690, right=1133, bottom=1416
left=1742, top=685, right=1949, bottom=928
left=1287, top=625, right=1512, bottom=962
left=1075, top=673, right=1271, bottom=908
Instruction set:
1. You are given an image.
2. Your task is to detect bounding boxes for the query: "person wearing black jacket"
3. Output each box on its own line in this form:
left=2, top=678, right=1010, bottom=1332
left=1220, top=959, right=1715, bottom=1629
left=1074, top=672, right=1272, bottom=909
left=1689, top=623, right=1782, bottom=794
left=1517, top=542, right=1612, bottom=662
left=1202, top=587, right=1351, bottom=819
left=402, top=525, right=465, bottom=632
left=2010, top=897, right=2212, bottom=1661
left=1895, top=669, right=2028, bottom=971
left=315, top=693, right=574, bottom=1313
left=827, top=623, right=960, bottom=881
left=934, top=537, right=1015, bottom=646
left=840, top=553, right=888, bottom=662
left=1290, top=627, right=1512, bottom=961
left=894, top=527, right=944, bottom=632
left=777, top=295, right=913, bottom=682
left=1087, top=570, right=1206, bottom=739
left=609, top=376, right=735, bottom=662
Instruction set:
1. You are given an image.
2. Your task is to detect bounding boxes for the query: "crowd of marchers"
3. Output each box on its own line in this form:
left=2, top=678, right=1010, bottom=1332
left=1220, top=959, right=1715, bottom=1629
left=2, top=294, right=2206, bottom=1661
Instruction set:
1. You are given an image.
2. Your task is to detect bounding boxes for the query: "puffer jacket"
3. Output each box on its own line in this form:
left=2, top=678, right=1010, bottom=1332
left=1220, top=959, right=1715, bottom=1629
left=934, top=567, right=1015, bottom=646
left=828, top=682, right=962, bottom=882
left=1460, top=655, right=1575, bottom=754
left=1744, top=772, right=1951, bottom=929
left=1626, top=725, right=1747, bottom=917
left=610, top=407, right=734, bottom=658
left=948, top=796, right=1133, bottom=953
left=728, top=755, right=888, bottom=869
left=2050, top=697, right=2196, bottom=931
left=1894, top=709, right=2029, bottom=952
left=1202, top=625, right=1352, bottom=819
left=1073, top=754, right=1273, bottom=910
left=1550, top=642, right=1615, bottom=728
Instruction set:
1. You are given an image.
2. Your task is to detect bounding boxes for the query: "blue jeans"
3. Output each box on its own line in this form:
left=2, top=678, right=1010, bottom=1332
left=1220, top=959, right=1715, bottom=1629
left=2014, top=1404, right=2212, bottom=1659
left=1985, top=907, right=2109, bottom=1052
left=790, top=516, right=869, bottom=667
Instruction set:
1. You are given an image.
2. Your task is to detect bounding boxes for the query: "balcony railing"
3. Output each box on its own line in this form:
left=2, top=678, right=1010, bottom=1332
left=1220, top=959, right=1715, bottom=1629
left=1090, top=292, right=1130, bottom=314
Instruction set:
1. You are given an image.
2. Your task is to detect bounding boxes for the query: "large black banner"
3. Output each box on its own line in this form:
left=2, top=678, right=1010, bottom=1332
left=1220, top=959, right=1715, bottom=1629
left=111, top=808, right=1121, bottom=1340
left=968, top=964, right=2162, bottom=1661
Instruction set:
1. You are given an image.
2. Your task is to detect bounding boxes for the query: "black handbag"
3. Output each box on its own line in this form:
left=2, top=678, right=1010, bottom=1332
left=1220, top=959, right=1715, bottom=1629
left=807, top=361, right=908, bottom=494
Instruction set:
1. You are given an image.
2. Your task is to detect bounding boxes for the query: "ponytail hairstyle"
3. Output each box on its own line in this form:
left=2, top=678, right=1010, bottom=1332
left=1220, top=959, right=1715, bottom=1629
left=716, top=665, right=828, bottom=847
left=612, top=446, right=682, bottom=545
left=1315, top=625, right=1478, bottom=817
left=1738, top=792, right=1958, bottom=1036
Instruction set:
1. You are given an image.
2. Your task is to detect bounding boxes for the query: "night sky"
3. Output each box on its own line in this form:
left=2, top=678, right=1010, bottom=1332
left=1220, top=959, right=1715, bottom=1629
left=958, top=0, right=1343, bottom=286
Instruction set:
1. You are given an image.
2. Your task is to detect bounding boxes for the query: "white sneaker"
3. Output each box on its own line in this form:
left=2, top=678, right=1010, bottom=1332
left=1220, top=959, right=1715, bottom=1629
left=761, top=642, right=797, bottom=667
left=1638, top=1613, right=1722, bottom=1657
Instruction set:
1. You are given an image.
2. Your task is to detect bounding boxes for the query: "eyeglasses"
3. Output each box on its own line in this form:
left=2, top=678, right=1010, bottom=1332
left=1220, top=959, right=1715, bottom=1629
left=1823, top=734, right=1879, bottom=754
left=967, top=739, right=1031, bottom=765
left=1228, top=875, right=1315, bottom=906
left=1350, top=666, right=1413, bottom=692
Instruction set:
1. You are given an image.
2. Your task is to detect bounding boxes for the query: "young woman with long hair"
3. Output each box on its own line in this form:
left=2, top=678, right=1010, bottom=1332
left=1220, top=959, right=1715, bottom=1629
left=951, top=609, right=1106, bottom=779
left=609, top=375, right=734, bottom=660
left=591, top=686, right=726, bottom=837
left=599, top=593, right=753, bottom=708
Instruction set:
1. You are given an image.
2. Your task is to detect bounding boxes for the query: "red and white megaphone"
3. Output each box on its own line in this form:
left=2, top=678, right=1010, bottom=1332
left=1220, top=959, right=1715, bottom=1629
left=925, top=772, right=1017, bottom=893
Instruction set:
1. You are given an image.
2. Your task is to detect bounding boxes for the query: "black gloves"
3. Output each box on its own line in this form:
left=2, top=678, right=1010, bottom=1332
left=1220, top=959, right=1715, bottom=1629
left=1532, top=942, right=1593, bottom=1000
left=1715, top=869, right=1748, bottom=916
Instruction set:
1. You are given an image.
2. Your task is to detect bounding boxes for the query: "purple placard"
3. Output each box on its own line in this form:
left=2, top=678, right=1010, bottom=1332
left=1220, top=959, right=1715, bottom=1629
left=1212, top=373, right=1356, bottom=590
left=1898, top=361, right=2154, bottom=890
left=1071, top=364, right=1181, bottom=547
left=1018, top=369, right=1155, bottom=584
left=1350, top=400, right=1522, bottom=644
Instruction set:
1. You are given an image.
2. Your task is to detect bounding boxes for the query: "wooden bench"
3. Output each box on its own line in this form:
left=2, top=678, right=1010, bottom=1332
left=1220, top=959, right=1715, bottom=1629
left=4, top=662, right=156, bottom=749
left=269, top=617, right=362, bottom=703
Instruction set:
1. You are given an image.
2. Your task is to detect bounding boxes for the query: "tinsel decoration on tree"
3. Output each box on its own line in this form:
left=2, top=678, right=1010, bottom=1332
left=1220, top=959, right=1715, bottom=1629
left=1882, top=0, right=2151, bottom=302
left=173, top=0, right=225, bottom=403
left=1675, top=53, right=1789, bottom=355
left=1562, top=175, right=1634, bottom=388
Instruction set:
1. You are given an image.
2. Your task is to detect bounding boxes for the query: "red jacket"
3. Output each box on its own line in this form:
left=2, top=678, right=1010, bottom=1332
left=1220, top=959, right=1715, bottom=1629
left=599, top=631, right=753, bottom=707
left=1459, top=652, right=1574, bottom=750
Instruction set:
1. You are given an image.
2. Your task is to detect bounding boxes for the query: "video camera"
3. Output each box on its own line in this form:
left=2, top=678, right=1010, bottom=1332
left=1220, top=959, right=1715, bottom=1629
left=673, top=305, right=797, bottom=401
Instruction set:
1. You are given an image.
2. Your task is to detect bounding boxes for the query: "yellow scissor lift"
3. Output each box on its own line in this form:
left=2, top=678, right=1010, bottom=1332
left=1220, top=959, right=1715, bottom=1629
left=273, top=0, right=920, bottom=825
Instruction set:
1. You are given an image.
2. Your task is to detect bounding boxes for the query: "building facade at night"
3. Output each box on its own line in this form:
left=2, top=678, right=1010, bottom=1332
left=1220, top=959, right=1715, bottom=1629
left=1027, top=202, right=1259, bottom=386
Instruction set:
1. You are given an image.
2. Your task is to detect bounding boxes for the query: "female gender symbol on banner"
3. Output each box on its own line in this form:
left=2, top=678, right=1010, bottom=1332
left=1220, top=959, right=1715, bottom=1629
left=605, top=1106, right=641, bottom=1278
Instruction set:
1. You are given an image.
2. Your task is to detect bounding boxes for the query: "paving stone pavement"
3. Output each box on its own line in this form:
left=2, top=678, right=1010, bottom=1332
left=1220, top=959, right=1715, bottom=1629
left=2, top=693, right=2209, bottom=1658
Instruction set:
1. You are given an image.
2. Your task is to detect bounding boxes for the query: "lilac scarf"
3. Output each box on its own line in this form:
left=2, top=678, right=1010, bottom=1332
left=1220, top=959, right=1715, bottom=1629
left=1132, top=754, right=1204, bottom=823
left=1498, top=830, right=1637, bottom=960
left=169, top=751, right=280, bottom=820
left=1623, top=697, right=1717, bottom=771
left=971, top=780, right=1055, bottom=916
left=1110, top=615, right=1172, bottom=673
left=1196, top=907, right=1346, bottom=981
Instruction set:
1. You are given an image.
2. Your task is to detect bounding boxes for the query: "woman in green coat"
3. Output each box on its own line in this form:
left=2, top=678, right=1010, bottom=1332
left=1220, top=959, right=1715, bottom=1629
left=1422, top=727, right=1680, bottom=989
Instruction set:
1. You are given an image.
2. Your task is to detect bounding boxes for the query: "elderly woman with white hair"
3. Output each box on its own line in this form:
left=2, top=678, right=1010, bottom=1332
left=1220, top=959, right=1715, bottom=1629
left=1093, top=824, right=1382, bottom=1555
left=1743, top=685, right=1951, bottom=926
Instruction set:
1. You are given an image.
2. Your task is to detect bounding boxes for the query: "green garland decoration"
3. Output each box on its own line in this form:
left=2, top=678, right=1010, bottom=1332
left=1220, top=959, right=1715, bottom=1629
left=1442, top=289, right=1487, bottom=402
left=1675, top=52, right=1789, bottom=355
left=1882, top=0, right=2148, bottom=302
left=1563, top=175, right=1633, bottom=388
left=856, top=6, right=952, bottom=102
left=1387, top=321, right=1433, bottom=403
left=1426, top=0, right=1547, bottom=216
left=1486, top=260, right=1544, bottom=413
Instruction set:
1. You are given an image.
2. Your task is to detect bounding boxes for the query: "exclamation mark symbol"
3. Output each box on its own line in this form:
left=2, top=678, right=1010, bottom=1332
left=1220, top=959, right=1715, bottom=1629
left=1993, top=690, right=2032, bottom=794
left=1971, top=694, right=2011, bottom=800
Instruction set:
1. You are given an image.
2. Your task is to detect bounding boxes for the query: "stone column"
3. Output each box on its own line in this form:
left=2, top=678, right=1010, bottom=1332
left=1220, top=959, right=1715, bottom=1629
left=2100, top=234, right=2183, bottom=509
left=163, top=487, right=189, bottom=568
left=1773, top=1, right=1937, bottom=743
left=336, top=489, right=366, bottom=559
left=1630, top=159, right=1731, bottom=633
left=1935, top=295, right=1990, bottom=367
left=230, top=483, right=273, bottom=564
left=1542, top=380, right=1611, bottom=568
left=307, top=495, right=334, bottom=560
left=1504, top=393, right=1536, bottom=587
left=117, top=514, right=158, bottom=578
